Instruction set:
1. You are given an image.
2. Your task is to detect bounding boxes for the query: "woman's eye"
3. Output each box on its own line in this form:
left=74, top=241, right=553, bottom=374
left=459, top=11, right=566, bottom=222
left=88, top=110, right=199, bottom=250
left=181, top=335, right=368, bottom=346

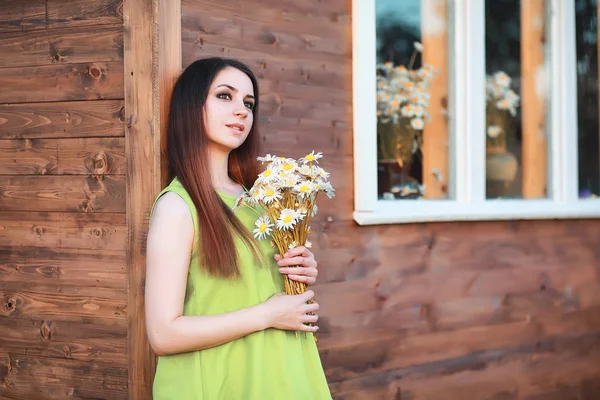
left=217, top=93, right=231, bottom=100
left=245, top=102, right=255, bottom=110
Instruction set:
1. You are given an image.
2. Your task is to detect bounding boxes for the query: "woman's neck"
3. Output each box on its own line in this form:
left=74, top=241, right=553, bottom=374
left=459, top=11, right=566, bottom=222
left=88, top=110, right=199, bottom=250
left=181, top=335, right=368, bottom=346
left=208, top=146, right=242, bottom=195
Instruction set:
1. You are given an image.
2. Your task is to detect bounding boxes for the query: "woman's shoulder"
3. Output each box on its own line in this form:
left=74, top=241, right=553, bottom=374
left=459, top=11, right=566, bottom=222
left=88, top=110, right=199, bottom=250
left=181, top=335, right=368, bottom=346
left=151, top=192, right=195, bottom=232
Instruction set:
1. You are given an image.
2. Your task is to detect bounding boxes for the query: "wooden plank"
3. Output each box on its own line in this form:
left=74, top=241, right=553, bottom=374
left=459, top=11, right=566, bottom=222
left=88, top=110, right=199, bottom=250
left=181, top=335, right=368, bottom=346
left=0, top=212, right=126, bottom=251
left=0, top=138, right=126, bottom=175
left=521, top=0, right=547, bottom=198
left=421, top=0, right=449, bottom=199
left=0, top=247, right=126, bottom=289
left=0, top=61, right=124, bottom=104
left=0, top=353, right=127, bottom=399
left=0, top=24, right=123, bottom=68
left=0, top=0, right=123, bottom=33
left=330, top=333, right=600, bottom=399
left=182, top=0, right=349, bottom=41
left=0, top=282, right=127, bottom=324
left=0, top=100, right=125, bottom=140
left=124, top=0, right=165, bottom=397
left=0, top=317, right=127, bottom=364
left=0, top=175, right=126, bottom=213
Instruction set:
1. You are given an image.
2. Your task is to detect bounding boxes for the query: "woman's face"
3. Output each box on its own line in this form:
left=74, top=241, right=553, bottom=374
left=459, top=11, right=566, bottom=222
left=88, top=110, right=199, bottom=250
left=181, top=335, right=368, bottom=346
left=204, top=67, right=256, bottom=152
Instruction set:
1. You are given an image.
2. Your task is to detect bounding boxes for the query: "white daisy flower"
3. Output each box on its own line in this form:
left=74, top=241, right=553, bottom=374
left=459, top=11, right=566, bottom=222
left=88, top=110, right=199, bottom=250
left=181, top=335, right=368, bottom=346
left=487, top=125, right=502, bottom=138
left=253, top=216, right=273, bottom=240
left=294, top=180, right=314, bottom=198
left=313, top=166, right=330, bottom=180
left=411, top=118, right=424, bottom=130
left=249, top=187, right=263, bottom=204
left=258, top=168, right=277, bottom=183
left=257, top=154, right=278, bottom=163
left=288, top=241, right=299, bottom=250
left=261, top=186, right=282, bottom=204
left=277, top=173, right=300, bottom=189
left=298, top=164, right=313, bottom=177
left=280, top=159, right=298, bottom=173
left=300, top=151, right=323, bottom=164
left=320, top=182, right=335, bottom=198
left=311, top=204, right=318, bottom=217
left=304, top=240, right=313, bottom=249
left=276, top=208, right=304, bottom=231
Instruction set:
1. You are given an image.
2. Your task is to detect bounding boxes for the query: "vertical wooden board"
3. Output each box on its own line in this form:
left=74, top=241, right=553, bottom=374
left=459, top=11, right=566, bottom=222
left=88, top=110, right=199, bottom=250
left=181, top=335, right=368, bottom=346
left=0, top=25, right=123, bottom=68
left=0, top=62, right=124, bottom=103
left=0, top=212, right=127, bottom=251
left=0, top=247, right=127, bottom=289
left=421, top=0, right=449, bottom=199
left=520, top=0, right=547, bottom=198
left=124, top=0, right=171, bottom=397
left=0, top=175, right=126, bottom=213
left=0, top=100, right=125, bottom=140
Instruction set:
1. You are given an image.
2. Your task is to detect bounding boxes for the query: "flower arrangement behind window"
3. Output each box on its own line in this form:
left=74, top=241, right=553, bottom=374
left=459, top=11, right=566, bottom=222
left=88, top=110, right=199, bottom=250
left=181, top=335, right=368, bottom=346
left=485, top=71, right=520, bottom=152
left=376, top=42, right=437, bottom=165
left=375, top=41, right=437, bottom=198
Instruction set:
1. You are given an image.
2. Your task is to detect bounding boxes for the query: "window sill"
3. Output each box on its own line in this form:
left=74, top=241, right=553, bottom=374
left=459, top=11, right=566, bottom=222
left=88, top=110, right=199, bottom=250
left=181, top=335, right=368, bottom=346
left=353, top=198, right=600, bottom=225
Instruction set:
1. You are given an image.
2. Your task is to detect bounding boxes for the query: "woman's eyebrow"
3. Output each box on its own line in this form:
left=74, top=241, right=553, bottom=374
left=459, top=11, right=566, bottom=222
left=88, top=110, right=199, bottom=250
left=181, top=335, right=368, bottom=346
left=215, top=84, right=255, bottom=99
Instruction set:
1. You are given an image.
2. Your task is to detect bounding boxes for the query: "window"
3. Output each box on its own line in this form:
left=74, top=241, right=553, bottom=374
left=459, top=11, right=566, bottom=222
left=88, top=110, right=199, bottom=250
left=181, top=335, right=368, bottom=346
left=352, top=0, right=600, bottom=225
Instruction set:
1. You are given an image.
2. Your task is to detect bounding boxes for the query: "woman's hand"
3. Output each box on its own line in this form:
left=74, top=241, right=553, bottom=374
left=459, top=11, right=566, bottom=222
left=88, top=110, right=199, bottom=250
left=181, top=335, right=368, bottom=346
left=261, top=290, right=319, bottom=332
left=275, top=246, right=318, bottom=286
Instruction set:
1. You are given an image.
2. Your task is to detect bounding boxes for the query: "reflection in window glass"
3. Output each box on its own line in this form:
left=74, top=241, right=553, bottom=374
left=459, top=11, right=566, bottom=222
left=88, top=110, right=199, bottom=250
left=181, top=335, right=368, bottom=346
left=375, top=0, right=451, bottom=200
left=575, top=0, right=600, bottom=199
left=484, top=0, right=552, bottom=199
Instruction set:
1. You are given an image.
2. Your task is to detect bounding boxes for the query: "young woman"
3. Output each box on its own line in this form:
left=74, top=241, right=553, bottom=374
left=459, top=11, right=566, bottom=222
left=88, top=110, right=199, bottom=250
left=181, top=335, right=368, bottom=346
left=144, top=57, right=332, bottom=399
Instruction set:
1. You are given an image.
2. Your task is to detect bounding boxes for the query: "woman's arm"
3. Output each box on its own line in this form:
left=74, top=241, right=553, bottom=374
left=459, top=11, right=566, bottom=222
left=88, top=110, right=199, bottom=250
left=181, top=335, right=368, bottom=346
left=144, top=193, right=318, bottom=356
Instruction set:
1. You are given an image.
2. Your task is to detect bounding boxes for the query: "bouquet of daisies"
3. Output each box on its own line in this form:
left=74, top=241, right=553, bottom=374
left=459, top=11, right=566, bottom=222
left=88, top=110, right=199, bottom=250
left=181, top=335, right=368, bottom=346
left=233, top=151, right=335, bottom=298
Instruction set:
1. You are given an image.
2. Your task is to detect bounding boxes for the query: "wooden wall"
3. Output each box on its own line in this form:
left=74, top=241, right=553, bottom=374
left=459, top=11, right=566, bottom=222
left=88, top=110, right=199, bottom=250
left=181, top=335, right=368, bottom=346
left=0, top=1, right=129, bottom=399
left=182, top=1, right=600, bottom=399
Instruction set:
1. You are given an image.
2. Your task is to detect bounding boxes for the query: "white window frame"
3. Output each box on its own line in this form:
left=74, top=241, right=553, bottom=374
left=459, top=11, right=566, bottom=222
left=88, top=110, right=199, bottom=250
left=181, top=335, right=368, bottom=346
left=352, top=0, right=600, bottom=225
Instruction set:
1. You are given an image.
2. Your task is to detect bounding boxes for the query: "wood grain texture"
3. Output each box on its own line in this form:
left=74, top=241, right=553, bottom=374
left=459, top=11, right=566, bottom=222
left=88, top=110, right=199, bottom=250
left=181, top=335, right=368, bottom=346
left=124, top=0, right=162, bottom=397
left=0, top=100, right=125, bottom=140
left=0, top=282, right=127, bottom=324
left=0, top=353, right=127, bottom=399
left=0, top=138, right=126, bottom=175
left=0, top=317, right=127, bottom=364
left=0, top=175, right=125, bottom=212
left=0, top=212, right=126, bottom=251
left=0, top=24, right=123, bottom=68
left=0, top=247, right=126, bottom=289
left=0, top=0, right=123, bottom=33
left=0, top=62, right=124, bottom=103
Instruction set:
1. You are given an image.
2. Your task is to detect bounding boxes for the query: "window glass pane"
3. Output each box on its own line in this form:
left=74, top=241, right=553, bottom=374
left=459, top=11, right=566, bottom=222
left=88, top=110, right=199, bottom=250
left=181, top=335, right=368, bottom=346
left=484, top=0, right=552, bottom=199
left=575, top=0, right=600, bottom=199
left=375, top=0, right=452, bottom=200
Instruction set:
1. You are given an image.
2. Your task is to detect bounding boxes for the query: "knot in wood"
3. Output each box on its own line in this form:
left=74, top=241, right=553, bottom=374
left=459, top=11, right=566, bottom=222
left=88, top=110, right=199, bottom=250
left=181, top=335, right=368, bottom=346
left=4, top=298, right=16, bottom=312
left=32, top=226, right=46, bottom=237
left=80, top=199, right=94, bottom=213
left=86, top=151, right=109, bottom=174
left=63, top=345, right=72, bottom=358
left=90, top=227, right=106, bottom=238
left=89, top=66, right=101, bottom=79
left=40, top=321, right=52, bottom=340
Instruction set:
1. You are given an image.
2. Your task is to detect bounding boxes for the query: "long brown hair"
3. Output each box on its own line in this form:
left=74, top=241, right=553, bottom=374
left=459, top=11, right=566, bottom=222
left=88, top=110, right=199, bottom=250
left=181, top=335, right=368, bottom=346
left=166, top=57, right=263, bottom=278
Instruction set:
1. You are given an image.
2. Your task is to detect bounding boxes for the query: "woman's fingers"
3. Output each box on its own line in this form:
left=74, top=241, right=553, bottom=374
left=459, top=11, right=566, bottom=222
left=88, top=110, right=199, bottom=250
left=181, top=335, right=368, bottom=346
left=302, top=314, right=319, bottom=324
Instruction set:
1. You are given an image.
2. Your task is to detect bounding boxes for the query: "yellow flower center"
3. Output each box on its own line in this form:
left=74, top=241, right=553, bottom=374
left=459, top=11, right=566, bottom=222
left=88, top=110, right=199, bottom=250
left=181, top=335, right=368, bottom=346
left=283, top=215, right=293, bottom=223
left=264, top=170, right=272, bottom=177
left=305, top=155, right=315, bottom=161
left=283, top=164, right=293, bottom=171
left=259, top=223, right=267, bottom=233
left=299, top=185, right=310, bottom=192
left=265, top=189, right=274, bottom=197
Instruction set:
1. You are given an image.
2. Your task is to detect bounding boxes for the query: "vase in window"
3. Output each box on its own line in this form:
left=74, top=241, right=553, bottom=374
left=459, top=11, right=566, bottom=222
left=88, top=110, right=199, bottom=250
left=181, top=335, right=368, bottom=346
left=375, top=44, right=437, bottom=199
left=485, top=72, right=520, bottom=195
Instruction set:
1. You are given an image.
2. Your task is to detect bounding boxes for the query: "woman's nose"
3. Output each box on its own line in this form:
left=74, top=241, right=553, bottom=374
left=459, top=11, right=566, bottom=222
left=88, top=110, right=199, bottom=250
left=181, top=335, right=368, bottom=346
left=234, top=104, right=248, bottom=118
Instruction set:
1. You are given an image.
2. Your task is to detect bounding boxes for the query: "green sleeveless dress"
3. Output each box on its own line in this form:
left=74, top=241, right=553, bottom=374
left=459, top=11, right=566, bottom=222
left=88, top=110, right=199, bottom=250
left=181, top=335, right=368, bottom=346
left=151, top=177, right=331, bottom=400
